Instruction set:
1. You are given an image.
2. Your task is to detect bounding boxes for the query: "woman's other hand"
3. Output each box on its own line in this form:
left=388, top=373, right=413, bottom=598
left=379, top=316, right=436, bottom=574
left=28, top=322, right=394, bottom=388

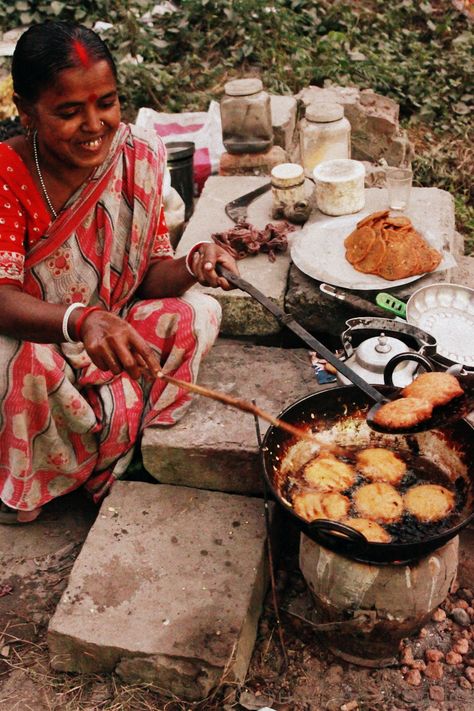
left=78, top=310, right=160, bottom=380
left=191, top=243, right=239, bottom=290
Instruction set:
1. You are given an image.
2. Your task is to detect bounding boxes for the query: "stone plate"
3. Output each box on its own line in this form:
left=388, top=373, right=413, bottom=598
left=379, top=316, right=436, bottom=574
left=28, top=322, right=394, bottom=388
left=406, top=284, right=474, bottom=367
left=291, top=212, right=456, bottom=290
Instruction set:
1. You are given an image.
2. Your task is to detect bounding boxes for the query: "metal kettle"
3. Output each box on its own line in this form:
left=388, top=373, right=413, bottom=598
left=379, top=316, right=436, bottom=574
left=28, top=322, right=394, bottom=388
left=337, top=317, right=438, bottom=387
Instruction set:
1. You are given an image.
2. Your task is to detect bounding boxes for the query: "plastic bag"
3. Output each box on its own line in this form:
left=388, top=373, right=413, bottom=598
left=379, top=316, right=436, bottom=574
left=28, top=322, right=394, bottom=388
left=136, top=101, right=224, bottom=195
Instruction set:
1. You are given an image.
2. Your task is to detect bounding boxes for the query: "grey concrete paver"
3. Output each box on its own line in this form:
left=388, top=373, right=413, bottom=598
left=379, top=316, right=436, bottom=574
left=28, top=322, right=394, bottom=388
left=48, top=482, right=273, bottom=701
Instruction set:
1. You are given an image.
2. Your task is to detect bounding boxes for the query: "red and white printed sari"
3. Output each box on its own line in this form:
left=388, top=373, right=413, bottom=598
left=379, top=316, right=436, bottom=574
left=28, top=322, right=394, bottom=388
left=0, top=124, right=221, bottom=510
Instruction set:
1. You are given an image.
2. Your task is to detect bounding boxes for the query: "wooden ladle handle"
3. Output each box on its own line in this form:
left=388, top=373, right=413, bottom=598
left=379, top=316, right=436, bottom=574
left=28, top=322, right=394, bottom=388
left=157, top=371, right=314, bottom=442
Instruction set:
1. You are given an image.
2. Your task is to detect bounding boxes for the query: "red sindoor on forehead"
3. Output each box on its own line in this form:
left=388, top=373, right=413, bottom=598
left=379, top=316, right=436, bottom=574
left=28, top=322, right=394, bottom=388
left=72, top=39, right=92, bottom=68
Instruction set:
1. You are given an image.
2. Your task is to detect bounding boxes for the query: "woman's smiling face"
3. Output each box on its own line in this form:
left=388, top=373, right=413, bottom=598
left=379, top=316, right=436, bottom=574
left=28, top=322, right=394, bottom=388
left=30, top=59, right=121, bottom=172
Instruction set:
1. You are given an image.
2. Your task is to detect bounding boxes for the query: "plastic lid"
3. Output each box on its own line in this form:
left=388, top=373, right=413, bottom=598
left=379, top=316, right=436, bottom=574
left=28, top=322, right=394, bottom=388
left=313, top=159, right=365, bottom=183
left=165, top=141, right=195, bottom=161
left=224, top=78, right=263, bottom=96
left=271, top=162, right=304, bottom=187
left=306, top=102, right=344, bottom=123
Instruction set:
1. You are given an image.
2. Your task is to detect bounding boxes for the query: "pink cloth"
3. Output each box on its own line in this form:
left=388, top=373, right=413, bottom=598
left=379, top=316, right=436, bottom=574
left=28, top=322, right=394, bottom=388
left=0, top=124, right=221, bottom=510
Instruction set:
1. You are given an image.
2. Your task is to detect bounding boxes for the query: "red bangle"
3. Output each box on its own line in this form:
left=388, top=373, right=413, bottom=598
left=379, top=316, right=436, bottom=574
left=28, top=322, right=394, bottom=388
left=74, top=306, right=103, bottom=341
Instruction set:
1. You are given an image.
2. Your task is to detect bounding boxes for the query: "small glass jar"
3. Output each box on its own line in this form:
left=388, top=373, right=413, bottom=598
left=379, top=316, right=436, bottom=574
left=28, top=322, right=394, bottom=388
left=300, top=102, right=351, bottom=177
left=221, top=78, right=273, bottom=155
left=271, top=163, right=311, bottom=224
left=313, top=159, right=365, bottom=216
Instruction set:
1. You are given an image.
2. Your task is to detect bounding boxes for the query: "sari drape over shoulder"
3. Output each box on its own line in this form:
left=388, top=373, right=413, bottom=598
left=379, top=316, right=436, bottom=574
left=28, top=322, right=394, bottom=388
left=0, top=124, right=221, bottom=510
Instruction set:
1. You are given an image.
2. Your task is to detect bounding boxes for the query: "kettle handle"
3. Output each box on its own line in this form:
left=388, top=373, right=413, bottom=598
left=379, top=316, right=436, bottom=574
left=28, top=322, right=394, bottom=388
left=383, top=352, right=435, bottom=386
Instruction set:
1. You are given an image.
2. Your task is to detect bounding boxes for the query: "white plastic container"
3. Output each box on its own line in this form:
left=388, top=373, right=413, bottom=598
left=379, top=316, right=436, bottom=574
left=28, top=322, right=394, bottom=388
left=300, top=102, right=351, bottom=177
left=313, top=159, right=365, bottom=216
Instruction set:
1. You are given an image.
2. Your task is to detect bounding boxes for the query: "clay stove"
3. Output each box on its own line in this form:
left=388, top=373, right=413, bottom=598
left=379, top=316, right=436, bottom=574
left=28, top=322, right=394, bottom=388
left=299, top=534, right=459, bottom=667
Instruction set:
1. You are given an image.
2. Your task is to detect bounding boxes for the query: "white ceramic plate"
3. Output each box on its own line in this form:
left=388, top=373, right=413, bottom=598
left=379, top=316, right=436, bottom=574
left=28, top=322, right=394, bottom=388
left=406, top=284, right=474, bottom=367
left=291, top=212, right=456, bottom=291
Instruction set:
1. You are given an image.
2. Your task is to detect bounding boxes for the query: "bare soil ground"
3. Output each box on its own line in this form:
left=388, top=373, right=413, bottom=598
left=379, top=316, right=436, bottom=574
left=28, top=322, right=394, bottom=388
left=0, top=491, right=472, bottom=711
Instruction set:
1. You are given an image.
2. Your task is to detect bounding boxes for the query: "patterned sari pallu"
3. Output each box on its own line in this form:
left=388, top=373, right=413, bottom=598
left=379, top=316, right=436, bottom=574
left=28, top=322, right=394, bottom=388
left=0, top=124, right=221, bottom=511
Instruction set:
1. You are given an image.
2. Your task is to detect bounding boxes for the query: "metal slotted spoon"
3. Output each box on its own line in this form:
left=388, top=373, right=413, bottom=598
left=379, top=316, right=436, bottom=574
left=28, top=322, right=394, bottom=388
left=216, top=265, right=474, bottom=434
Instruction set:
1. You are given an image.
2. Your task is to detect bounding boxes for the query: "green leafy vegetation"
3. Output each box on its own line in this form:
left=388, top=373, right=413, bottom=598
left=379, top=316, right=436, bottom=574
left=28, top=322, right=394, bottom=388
left=1, top=0, right=472, bottom=251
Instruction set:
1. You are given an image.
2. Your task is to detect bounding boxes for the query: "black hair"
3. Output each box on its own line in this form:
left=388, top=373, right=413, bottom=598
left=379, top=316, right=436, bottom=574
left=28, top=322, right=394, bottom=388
left=12, top=20, right=117, bottom=103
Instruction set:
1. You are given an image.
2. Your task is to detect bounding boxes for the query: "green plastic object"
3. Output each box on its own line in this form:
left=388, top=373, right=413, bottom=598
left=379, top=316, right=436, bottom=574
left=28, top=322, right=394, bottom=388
left=375, top=292, right=407, bottom=318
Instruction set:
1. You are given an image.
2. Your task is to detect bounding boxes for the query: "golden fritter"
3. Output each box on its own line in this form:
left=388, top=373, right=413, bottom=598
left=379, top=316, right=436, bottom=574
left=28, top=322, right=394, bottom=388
left=293, top=491, right=351, bottom=522
left=354, top=482, right=404, bottom=523
left=345, top=211, right=442, bottom=280
left=343, top=517, right=391, bottom=543
left=372, top=397, right=433, bottom=429
left=303, top=454, right=356, bottom=492
left=354, top=234, right=386, bottom=274
left=357, top=209, right=389, bottom=229
left=404, top=484, right=455, bottom=522
left=344, top=225, right=376, bottom=264
left=402, top=372, right=464, bottom=408
left=356, top=448, right=406, bottom=485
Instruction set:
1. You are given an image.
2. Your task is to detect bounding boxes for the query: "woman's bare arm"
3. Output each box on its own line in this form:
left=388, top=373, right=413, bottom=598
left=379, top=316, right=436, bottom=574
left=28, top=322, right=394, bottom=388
left=137, top=243, right=239, bottom=299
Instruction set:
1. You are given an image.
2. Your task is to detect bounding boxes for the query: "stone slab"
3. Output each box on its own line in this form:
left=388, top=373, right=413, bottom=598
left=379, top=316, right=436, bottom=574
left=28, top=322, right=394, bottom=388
left=176, top=175, right=303, bottom=336
left=286, top=187, right=459, bottom=336
left=141, top=339, right=318, bottom=494
left=219, top=145, right=288, bottom=176
left=48, top=482, right=273, bottom=701
left=270, top=94, right=298, bottom=153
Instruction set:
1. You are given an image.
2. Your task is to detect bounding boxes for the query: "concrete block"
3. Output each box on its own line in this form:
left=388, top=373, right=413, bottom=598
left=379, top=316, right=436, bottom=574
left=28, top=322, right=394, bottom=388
left=141, top=339, right=317, bottom=494
left=176, top=175, right=304, bottom=336
left=270, top=94, right=298, bottom=153
left=219, top=145, right=288, bottom=176
left=286, top=187, right=459, bottom=335
left=48, top=482, right=274, bottom=701
left=449, top=252, right=474, bottom=286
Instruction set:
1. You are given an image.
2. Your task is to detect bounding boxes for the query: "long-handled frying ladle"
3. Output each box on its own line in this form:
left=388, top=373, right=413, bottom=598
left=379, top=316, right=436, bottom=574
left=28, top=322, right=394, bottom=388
left=156, top=371, right=315, bottom=442
left=216, top=265, right=474, bottom=434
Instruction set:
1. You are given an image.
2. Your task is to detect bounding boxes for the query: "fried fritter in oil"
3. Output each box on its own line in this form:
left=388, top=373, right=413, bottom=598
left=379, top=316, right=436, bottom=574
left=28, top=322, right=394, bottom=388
left=402, top=372, right=464, bottom=408
left=293, top=491, right=351, bottom=522
left=404, top=484, right=455, bottom=522
left=356, top=448, right=406, bottom=485
left=303, top=454, right=356, bottom=492
left=354, top=482, right=404, bottom=523
left=372, top=397, right=433, bottom=430
left=343, top=517, right=391, bottom=543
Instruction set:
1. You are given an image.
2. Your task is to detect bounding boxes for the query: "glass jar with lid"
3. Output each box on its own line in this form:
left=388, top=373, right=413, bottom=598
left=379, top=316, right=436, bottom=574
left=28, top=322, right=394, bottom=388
left=220, top=78, right=273, bottom=154
left=300, top=102, right=351, bottom=177
left=271, top=163, right=311, bottom=223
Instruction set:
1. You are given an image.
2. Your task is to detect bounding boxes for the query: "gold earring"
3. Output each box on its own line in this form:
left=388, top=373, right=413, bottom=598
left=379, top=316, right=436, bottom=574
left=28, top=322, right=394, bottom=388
left=25, top=124, right=32, bottom=139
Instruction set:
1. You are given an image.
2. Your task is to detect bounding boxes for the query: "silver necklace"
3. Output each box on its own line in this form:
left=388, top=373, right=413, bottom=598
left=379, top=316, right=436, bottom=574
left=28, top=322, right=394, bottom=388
left=33, top=130, right=58, bottom=219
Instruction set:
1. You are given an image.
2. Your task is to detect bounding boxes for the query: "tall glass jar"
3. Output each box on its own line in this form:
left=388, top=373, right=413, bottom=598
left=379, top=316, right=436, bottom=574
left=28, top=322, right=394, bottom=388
left=220, top=78, right=273, bottom=154
left=300, top=102, right=351, bottom=177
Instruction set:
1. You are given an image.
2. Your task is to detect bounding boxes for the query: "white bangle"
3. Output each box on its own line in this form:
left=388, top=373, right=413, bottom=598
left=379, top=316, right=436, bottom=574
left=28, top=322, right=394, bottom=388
left=185, top=241, right=212, bottom=277
left=62, top=302, right=85, bottom=343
